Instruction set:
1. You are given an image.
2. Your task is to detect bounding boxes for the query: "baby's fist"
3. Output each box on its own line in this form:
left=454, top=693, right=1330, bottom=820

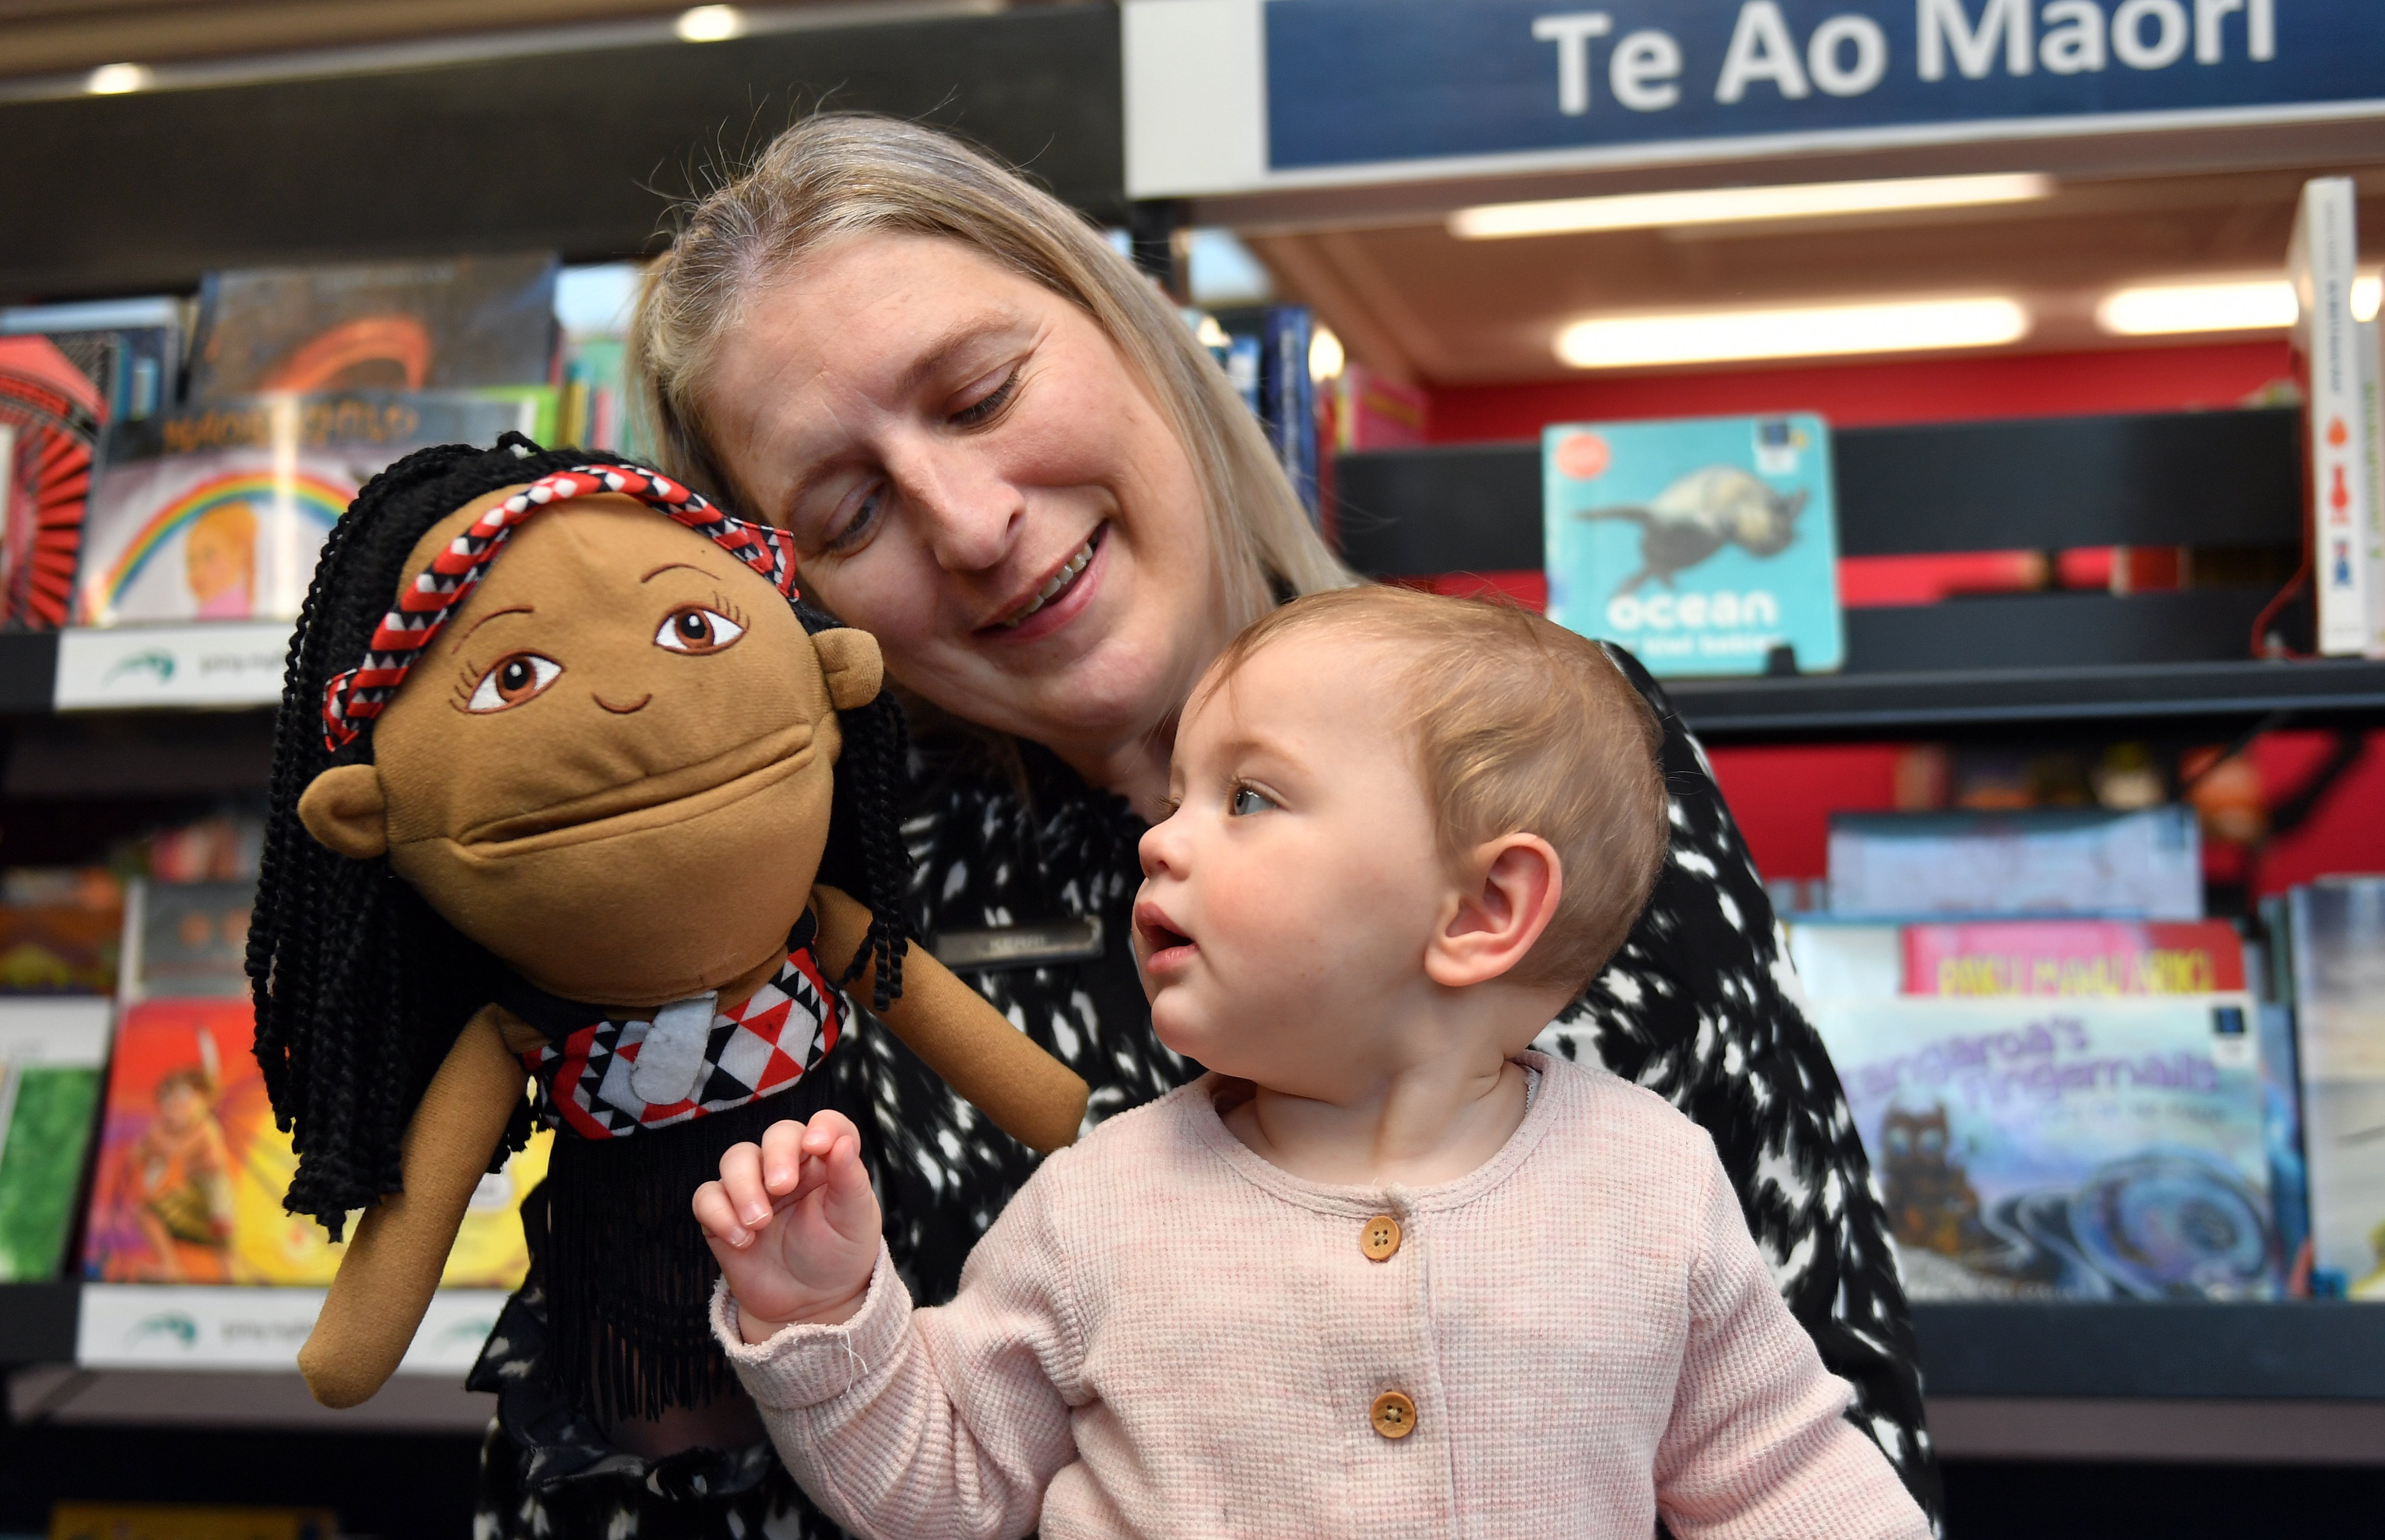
left=692, top=1110, right=881, bottom=1341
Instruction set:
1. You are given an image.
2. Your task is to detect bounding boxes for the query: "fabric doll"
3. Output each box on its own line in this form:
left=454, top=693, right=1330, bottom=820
left=246, top=435, right=1088, bottom=1427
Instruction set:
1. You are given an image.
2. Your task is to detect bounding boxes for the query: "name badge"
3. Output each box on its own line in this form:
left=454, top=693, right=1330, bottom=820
left=932, top=917, right=1105, bottom=971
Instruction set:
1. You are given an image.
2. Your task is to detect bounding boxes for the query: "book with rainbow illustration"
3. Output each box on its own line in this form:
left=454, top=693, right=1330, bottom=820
left=73, top=389, right=551, bottom=627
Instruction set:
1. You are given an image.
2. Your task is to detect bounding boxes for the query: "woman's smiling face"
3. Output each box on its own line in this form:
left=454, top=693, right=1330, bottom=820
left=701, top=233, right=1231, bottom=772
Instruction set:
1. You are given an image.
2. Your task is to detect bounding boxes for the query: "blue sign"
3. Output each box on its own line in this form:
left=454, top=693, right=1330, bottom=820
left=1265, top=0, right=2382, bottom=172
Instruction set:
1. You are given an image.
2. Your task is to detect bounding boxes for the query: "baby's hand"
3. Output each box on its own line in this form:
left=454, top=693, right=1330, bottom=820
left=693, top=1110, right=881, bottom=1342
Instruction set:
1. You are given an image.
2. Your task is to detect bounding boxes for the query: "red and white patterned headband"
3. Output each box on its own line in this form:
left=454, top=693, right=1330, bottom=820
left=319, top=463, right=798, bottom=752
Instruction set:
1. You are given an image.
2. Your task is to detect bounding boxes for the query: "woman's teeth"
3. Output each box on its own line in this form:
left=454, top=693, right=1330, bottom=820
left=1002, top=532, right=1098, bottom=627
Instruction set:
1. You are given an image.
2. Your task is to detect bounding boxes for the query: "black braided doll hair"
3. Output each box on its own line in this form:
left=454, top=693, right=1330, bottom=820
left=247, top=435, right=916, bottom=1238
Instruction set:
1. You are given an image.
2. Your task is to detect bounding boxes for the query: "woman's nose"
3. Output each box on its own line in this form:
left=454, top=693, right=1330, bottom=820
left=895, top=438, right=1026, bottom=574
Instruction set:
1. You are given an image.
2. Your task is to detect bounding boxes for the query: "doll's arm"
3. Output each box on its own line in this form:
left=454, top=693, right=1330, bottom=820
left=298, top=1004, right=528, bottom=1409
left=810, top=885, right=1088, bottom=1154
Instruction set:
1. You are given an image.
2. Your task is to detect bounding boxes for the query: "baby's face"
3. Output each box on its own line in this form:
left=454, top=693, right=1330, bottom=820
left=1131, top=630, right=1453, bottom=1090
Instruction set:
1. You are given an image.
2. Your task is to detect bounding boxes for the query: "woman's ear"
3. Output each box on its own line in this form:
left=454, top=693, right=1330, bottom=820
left=1423, top=834, right=1564, bottom=990
left=811, top=628, right=884, bottom=710
left=297, top=764, right=392, bottom=860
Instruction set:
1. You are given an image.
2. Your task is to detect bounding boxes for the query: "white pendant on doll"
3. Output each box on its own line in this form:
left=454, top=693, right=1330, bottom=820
left=626, top=991, right=719, bottom=1108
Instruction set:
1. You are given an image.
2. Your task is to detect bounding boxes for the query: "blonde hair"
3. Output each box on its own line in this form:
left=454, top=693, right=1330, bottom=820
left=1206, top=587, right=1668, bottom=991
left=629, top=113, right=1354, bottom=633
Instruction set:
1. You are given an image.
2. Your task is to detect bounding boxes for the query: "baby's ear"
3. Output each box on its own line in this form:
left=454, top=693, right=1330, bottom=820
left=297, top=764, right=391, bottom=860
left=811, top=628, right=884, bottom=711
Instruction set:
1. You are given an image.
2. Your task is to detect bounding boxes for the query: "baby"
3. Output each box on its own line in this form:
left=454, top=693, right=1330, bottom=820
left=693, top=586, right=1929, bottom=1540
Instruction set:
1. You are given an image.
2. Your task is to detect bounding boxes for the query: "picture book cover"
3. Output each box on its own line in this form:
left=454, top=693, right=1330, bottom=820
left=1905, top=920, right=2246, bottom=996
left=1811, top=994, right=2275, bottom=1301
left=0, top=333, right=106, bottom=630
left=1783, top=921, right=1901, bottom=1000
left=127, top=879, right=254, bottom=1002
left=2288, top=177, right=2379, bottom=655
left=1544, top=413, right=1842, bottom=677
left=1828, top=807, right=2202, bottom=921
left=74, top=389, right=550, bottom=627
left=0, top=1000, right=111, bottom=1282
left=84, top=998, right=548, bottom=1287
left=2288, top=880, right=2385, bottom=1297
left=188, top=252, right=557, bottom=400
left=0, top=898, right=121, bottom=995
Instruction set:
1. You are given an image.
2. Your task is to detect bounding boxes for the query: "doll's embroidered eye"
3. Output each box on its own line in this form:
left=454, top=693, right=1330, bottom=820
left=466, top=653, right=562, bottom=713
left=655, top=607, right=746, bottom=654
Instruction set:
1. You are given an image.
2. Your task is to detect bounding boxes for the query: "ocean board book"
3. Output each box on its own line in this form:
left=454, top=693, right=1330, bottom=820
left=74, top=390, right=550, bottom=627
left=1544, top=413, right=1843, bottom=677
left=83, top=998, right=548, bottom=1287
left=1810, top=994, right=2275, bottom=1301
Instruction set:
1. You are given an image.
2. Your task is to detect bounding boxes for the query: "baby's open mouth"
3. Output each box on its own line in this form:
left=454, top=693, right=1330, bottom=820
left=1132, top=899, right=1194, bottom=961
left=991, top=524, right=1105, bottom=630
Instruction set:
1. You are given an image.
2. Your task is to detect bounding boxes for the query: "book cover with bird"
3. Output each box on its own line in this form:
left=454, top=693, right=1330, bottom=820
left=1543, top=413, right=1844, bottom=676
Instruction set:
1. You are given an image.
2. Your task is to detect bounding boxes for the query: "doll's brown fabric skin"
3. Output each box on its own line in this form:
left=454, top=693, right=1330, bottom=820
left=291, top=489, right=1087, bottom=1409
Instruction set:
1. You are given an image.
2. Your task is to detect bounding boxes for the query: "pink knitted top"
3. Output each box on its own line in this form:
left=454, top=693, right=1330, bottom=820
left=714, top=1051, right=1930, bottom=1540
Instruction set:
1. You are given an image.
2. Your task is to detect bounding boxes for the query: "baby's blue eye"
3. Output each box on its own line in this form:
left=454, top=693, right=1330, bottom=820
left=1230, top=787, right=1272, bottom=816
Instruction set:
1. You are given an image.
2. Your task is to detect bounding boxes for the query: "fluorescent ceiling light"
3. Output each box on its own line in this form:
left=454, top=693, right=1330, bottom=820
left=2361, top=274, right=2384, bottom=324
left=1452, top=173, right=2053, bottom=240
left=2097, top=279, right=2295, bottom=336
left=1308, top=324, right=1346, bottom=384
left=1555, top=297, right=2030, bottom=369
left=675, top=5, right=746, bottom=42
left=85, top=63, right=153, bottom=95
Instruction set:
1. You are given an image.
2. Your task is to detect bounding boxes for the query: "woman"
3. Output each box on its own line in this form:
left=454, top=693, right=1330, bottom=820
left=472, top=114, right=1940, bottom=1536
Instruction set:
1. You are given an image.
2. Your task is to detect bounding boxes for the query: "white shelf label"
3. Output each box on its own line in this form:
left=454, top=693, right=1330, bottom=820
left=54, top=622, right=294, bottom=711
left=76, top=1284, right=509, bottom=1374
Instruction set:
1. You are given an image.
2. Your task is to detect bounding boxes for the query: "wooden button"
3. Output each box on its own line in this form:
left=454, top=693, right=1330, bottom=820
left=1360, top=1214, right=1402, bottom=1261
left=1370, top=1390, right=1417, bottom=1440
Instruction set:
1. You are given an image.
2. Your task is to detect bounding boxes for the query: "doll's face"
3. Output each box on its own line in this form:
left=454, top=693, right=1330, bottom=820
left=300, top=491, right=881, bottom=1007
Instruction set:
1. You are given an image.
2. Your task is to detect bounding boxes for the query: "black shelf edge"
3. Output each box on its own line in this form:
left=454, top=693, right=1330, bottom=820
left=1661, top=658, right=2385, bottom=741
left=0, top=1280, right=79, bottom=1366
left=1914, top=1302, right=2385, bottom=1401
left=0, top=631, right=57, bottom=714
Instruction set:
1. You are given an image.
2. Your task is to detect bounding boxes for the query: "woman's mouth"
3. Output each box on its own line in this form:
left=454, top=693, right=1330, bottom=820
left=985, top=525, right=1105, bottom=635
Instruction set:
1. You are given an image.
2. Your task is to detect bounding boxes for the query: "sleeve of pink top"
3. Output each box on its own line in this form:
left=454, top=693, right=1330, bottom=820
left=712, top=1172, right=1081, bottom=1540
left=1654, top=1138, right=1934, bottom=1540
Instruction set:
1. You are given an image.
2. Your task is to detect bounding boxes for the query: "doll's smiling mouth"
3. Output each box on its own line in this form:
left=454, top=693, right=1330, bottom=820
left=458, top=721, right=817, bottom=854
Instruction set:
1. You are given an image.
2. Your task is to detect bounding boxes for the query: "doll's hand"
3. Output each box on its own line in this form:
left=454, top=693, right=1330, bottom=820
left=693, top=1110, right=882, bottom=1343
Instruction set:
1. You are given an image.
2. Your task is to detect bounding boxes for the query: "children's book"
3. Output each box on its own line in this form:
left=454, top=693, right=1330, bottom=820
left=125, top=880, right=255, bottom=1003
left=1, top=295, right=184, bottom=426
left=1811, top=994, right=2275, bottom=1301
left=188, top=252, right=558, bottom=400
left=1544, top=413, right=1842, bottom=677
left=1904, top=920, right=2246, bottom=996
left=2287, top=879, right=2385, bottom=1297
left=83, top=998, right=547, bottom=1288
left=1827, top=807, right=2202, bottom=921
left=74, top=389, right=550, bottom=627
left=0, top=998, right=111, bottom=1282
left=0, top=895, right=122, bottom=995
left=1783, top=921, right=1901, bottom=1000
left=2287, top=177, right=2378, bottom=656
left=0, top=333, right=106, bottom=630
left=50, top=1502, right=338, bottom=1540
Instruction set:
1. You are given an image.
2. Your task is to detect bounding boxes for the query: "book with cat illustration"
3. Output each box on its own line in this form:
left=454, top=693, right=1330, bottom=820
left=1544, top=413, right=1843, bottom=677
left=1811, top=994, right=2275, bottom=1301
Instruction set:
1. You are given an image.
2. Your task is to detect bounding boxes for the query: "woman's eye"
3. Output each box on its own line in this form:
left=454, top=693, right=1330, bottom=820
left=655, top=607, right=746, bottom=654
left=951, top=366, right=1020, bottom=427
left=824, top=485, right=885, bottom=555
left=1230, top=787, right=1274, bottom=816
left=466, top=653, right=562, bottom=713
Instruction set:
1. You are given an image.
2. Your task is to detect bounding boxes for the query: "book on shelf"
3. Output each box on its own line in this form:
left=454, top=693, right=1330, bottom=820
left=82, top=995, right=547, bottom=1288
left=1904, top=919, right=2246, bottom=996
left=1544, top=413, right=1843, bottom=678
left=1810, top=994, right=2277, bottom=1301
left=50, top=1502, right=339, bottom=1540
left=0, top=891, right=123, bottom=997
left=123, top=880, right=255, bottom=1002
left=1784, top=921, right=1901, bottom=1001
left=2287, top=176, right=2383, bottom=657
left=0, top=998, right=111, bottom=1283
left=1826, top=807, right=2202, bottom=921
left=2, top=295, right=185, bottom=426
left=0, top=335, right=106, bottom=630
left=2286, top=878, right=2385, bottom=1298
left=1332, top=363, right=1429, bottom=452
left=187, top=252, right=558, bottom=400
left=72, top=389, right=552, bottom=627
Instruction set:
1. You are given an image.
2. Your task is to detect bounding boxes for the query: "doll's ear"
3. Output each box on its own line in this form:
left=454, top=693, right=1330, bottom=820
left=812, top=628, right=884, bottom=711
left=297, top=764, right=392, bottom=860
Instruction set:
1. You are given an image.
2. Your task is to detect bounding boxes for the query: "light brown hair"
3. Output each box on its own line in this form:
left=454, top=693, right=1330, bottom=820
left=1204, top=586, right=1668, bottom=991
left=629, top=112, right=1353, bottom=633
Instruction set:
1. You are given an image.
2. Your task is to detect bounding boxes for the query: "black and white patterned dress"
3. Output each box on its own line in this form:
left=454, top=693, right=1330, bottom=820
left=473, top=647, right=1943, bottom=1537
